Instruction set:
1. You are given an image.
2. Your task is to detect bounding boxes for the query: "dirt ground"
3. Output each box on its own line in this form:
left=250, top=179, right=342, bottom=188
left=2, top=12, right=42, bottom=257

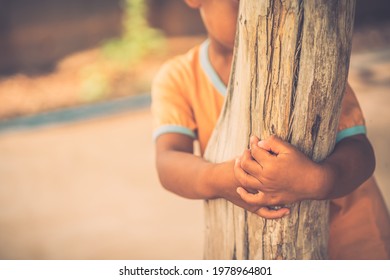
left=0, top=108, right=205, bottom=259
left=0, top=29, right=389, bottom=259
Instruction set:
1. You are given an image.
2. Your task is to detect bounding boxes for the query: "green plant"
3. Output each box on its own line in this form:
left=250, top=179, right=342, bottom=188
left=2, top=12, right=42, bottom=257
left=102, top=0, right=165, bottom=67
left=79, top=67, right=110, bottom=102
left=79, top=0, right=165, bottom=102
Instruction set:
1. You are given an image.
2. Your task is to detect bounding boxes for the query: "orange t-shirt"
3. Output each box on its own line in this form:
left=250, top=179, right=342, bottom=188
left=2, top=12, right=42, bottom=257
left=152, top=41, right=390, bottom=259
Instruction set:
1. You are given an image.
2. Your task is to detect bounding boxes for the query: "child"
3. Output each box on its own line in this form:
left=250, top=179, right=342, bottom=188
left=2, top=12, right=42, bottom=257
left=151, top=0, right=390, bottom=259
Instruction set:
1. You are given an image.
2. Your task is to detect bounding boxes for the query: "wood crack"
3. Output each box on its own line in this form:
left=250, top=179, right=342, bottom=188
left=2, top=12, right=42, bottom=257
left=288, top=0, right=304, bottom=142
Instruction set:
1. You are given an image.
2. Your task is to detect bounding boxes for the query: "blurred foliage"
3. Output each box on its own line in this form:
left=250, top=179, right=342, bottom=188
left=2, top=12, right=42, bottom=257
left=102, top=0, right=165, bottom=66
left=79, top=68, right=110, bottom=102
left=79, top=0, right=165, bottom=102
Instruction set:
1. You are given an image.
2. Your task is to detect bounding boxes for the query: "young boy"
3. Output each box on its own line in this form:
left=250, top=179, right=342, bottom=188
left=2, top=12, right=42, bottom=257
left=152, top=0, right=390, bottom=259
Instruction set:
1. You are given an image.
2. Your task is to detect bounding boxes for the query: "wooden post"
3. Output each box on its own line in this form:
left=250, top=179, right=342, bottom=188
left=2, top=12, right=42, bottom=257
left=203, top=0, right=356, bottom=259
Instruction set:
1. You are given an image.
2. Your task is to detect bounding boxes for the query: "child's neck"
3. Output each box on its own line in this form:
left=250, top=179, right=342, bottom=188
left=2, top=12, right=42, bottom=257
left=208, top=40, right=234, bottom=86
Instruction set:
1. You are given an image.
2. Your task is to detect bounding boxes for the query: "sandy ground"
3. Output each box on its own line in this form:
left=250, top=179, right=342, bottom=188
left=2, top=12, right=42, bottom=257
left=0, top=48, right=389, bottom=260
left=0, top=109, right=204, bottom=259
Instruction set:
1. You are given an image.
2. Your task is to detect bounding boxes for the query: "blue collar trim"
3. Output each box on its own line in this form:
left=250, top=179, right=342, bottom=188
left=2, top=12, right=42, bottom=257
left=199, top=40, right=227, bottom=96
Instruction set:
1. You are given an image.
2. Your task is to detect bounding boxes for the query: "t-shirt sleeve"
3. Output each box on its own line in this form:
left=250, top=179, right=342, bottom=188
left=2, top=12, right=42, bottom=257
left=336, top=83, right=366, bottom=143
left=151, top=59, right=197, bottom=140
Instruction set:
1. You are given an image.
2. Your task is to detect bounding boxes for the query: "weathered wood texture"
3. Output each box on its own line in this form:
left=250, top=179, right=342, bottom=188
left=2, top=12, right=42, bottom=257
left=203, top=0, right=355, bottom=259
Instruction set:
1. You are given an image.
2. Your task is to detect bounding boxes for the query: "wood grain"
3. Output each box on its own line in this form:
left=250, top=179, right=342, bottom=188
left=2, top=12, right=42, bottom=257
left=203, top=0, right=355, bottom=260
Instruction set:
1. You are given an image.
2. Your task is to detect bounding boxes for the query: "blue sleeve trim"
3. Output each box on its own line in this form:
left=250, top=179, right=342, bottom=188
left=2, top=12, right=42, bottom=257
left=336, top=125, right=366, bottom=143
left=153, top=125, right=196, bottom=141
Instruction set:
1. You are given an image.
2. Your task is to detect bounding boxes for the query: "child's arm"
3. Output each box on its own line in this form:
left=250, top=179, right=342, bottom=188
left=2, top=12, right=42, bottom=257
left=156, top=133, right=290, bottom=219
left=235, top=134, right=375, bottom=208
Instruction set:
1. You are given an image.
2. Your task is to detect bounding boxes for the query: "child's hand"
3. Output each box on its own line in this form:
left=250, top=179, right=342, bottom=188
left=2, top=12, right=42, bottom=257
left=234, top=135, right=325, bottom=218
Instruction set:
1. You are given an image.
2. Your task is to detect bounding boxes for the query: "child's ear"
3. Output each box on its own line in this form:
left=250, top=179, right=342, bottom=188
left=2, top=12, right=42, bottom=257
left=184, top=0, right=202, bottom=9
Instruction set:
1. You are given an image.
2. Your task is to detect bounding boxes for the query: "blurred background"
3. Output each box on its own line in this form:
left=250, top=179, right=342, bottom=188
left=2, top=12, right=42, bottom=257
left=0, top=0, right=389, bottom=259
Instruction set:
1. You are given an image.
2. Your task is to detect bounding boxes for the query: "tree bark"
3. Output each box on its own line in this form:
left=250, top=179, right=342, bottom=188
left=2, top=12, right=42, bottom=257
left=203, top=0, right=356, bottom=260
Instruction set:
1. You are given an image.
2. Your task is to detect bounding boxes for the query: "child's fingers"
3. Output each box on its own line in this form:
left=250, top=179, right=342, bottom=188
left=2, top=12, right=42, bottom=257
left=255, top=207, right=290, bottom=219
left=240, top=149, right=264, bottom=178
left=234, top=158, right=263, bottom=189
left=236, top=187, right=266, bottom=205
left=249, top=135, right=260, bottom=148
left=258, top=135, right=290, bottom=155
left=237, top=187, right=290, bottom=219
left=250, top=144, right=275, bottom=166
